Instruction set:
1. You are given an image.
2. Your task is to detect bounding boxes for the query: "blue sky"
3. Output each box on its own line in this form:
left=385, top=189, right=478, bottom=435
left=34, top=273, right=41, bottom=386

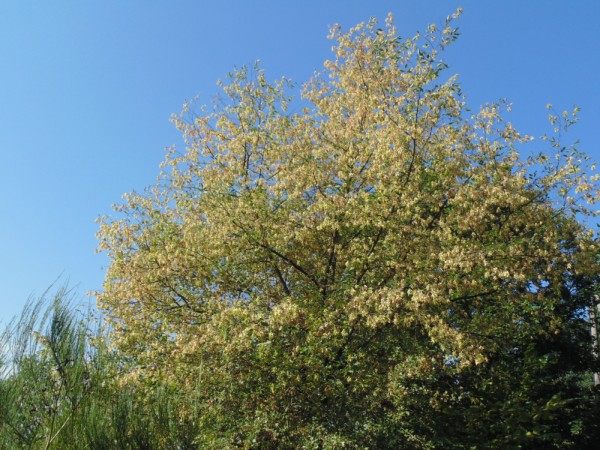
left=1, top=1, right=599, bottom=325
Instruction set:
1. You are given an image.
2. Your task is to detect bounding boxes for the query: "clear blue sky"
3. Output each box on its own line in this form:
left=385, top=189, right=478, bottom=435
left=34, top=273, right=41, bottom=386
left=1, top=1, right=599, bottom=325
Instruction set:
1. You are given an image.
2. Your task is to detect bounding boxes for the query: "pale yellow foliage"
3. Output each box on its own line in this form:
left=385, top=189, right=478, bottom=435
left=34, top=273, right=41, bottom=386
left=96, top=12, right=598, bottom=393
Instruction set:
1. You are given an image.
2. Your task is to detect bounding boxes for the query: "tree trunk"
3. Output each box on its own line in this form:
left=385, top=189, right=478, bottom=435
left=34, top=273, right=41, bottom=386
left=590, top=295, right=600, bottom=386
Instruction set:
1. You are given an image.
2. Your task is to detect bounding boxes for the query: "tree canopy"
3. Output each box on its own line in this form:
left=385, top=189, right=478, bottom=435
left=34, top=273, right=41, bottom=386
left=94, top=11, right=600, bottom=448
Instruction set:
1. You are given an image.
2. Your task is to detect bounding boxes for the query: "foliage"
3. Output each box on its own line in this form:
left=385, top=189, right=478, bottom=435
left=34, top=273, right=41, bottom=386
left=0, top=285, right=90, bottom=448
left=0, top=285, right=206, bottom=449
left=97, top=10, right=600, bottom=449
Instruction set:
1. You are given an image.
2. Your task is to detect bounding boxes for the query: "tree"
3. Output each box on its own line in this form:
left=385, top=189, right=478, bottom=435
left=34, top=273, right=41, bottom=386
left=97, top=11, right=600, bottom=448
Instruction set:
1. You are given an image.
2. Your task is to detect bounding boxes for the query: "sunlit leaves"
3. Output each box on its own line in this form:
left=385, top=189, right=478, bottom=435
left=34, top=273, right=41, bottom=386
left=96, top=10, right=599, bottom=448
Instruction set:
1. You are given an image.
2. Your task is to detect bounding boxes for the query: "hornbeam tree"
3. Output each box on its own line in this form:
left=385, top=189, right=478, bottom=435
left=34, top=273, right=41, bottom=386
left=97, top=11, right=600, bottom=448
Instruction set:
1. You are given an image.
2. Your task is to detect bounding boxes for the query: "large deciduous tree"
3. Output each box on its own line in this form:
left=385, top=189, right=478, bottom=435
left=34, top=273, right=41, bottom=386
left=97, top=11, right=600, bottom=448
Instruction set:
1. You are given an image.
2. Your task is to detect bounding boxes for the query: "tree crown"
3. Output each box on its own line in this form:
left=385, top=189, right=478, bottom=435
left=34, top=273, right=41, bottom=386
left=96, top=12, right=599, bottom=446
